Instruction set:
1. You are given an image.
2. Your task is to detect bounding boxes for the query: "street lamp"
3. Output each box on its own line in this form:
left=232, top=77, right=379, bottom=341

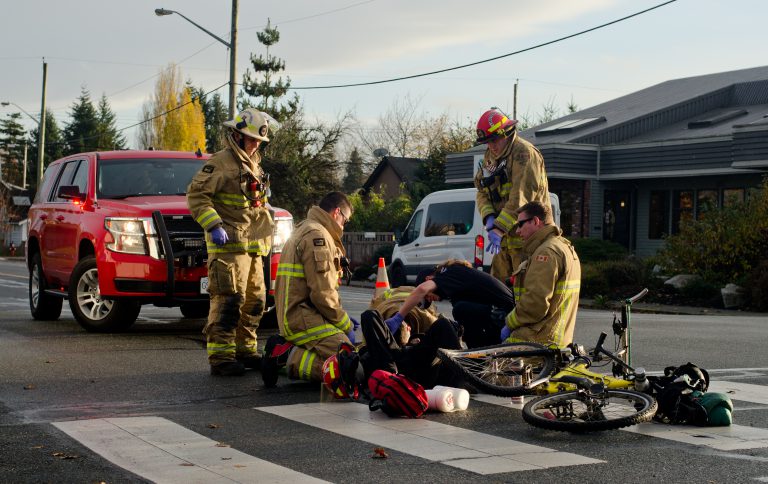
left=154, top=2, right=238, bottom=119
left=1, top=101, right=41, bottom=189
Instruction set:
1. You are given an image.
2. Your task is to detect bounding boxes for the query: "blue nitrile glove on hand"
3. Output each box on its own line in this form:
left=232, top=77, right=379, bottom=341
left=210, top=226, right=228, bottom=246
left=346, top=328, right=357, bottom=344
left=350, top=317, right=360, bottom=332
left=500, top=325, right=512, bottom=342
left=384, top=313, right=404, bottom=334
left=487, top=230, right=502, bottom=255
left=484, top=215, right=496, bottom=231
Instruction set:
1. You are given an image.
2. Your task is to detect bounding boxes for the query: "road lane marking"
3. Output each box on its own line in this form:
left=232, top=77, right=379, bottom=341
left=0, top=271, right=27, bottom=279
left=257, top=402, right=602, bottom=475
left=53, top=417, right=328, bottom=483
left=709, top=381, right=768, bottom=405
left=0, top=279, right=28, bottom=288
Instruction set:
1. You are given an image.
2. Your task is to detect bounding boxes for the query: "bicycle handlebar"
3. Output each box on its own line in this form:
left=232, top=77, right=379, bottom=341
left=593, top=331, right=636, bottom=374
left=627, top=288, right=649, bottom=304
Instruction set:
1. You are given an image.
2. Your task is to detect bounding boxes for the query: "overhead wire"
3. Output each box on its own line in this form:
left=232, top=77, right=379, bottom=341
left=289, top=0, right=679, bottom=90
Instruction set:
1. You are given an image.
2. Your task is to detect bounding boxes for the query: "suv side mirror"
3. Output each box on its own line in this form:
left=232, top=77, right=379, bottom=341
left=58, top=185, right=84, bottom=201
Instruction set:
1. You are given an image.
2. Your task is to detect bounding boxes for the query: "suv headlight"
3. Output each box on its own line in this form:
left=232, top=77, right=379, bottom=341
left=272, top=218, right=293, bottom=253
left=105, top=217, right=158, bottom=256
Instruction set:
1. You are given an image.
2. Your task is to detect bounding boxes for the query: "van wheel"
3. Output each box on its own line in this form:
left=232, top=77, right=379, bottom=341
left=68, top=256, right=140, bottom=332
left=180, top=301, right=210, bottom=319
left=390, top=263, right=407, bottom=288
left=29, top=253, right=63, bottom=320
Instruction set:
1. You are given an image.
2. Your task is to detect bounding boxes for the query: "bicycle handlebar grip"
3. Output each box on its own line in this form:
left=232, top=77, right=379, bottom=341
left=628, top=288, right=649, bottom=304
left=595, top=332, right=607, bottom=353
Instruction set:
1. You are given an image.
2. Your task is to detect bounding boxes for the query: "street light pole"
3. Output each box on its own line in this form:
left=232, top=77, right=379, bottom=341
left=155, top=1, right=239, bottom=118
left=38, top=60, right=47, bottom=189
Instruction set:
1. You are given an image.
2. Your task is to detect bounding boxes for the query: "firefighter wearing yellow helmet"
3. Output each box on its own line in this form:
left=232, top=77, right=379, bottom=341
left=187, top=108, right=276, bottom=376
left=473, top=107, right=551, bottom=282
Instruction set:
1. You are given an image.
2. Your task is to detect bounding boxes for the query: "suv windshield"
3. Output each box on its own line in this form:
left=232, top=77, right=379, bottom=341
left=97, top=158, right=204, bottom=199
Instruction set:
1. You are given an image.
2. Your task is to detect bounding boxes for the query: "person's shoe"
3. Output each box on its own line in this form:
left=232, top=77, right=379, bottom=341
left=210, top=361, right=246, bottom=376
left=261, top=335, right=293, bottom=388
left=236, top=354, right=262, bottom=370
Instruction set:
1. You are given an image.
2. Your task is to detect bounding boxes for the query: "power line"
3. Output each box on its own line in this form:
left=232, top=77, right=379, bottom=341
left=240, top=0, right=377, bottom=31
left=289, top=0, right=679, bottom=90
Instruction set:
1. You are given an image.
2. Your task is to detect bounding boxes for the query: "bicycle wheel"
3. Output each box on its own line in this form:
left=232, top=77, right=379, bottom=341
left=437, top=343, right=555, bottom=396
left=522, top=389, right=657, bottom=432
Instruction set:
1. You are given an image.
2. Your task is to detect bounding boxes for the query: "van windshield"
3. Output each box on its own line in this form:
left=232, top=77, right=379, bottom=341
left=425, top=201, right=475, bottom=236
left=97, top=158, right=204, bottom=199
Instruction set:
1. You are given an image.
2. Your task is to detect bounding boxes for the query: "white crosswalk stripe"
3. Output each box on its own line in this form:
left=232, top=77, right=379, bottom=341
left=53, top=417, right=328, bottom=484
left=257, top=402, right=603, bottom=474
left=710, top=380, right=768, bottom=405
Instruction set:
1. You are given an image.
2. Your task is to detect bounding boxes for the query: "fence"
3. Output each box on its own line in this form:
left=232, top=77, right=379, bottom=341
left=342, top=231, right=396, bottom=268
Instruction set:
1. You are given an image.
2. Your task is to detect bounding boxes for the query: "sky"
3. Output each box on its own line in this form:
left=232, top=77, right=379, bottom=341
left=1, top=0, right=766, bottom=154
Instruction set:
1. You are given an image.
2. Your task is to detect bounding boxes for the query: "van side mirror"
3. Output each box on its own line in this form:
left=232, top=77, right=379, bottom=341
left=58, top=185, right=84, bottom=201
left=394, top=228, right=402, bottom=241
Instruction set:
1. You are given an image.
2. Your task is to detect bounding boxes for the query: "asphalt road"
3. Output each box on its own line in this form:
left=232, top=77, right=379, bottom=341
left=1, top=257, right=767, bottom=483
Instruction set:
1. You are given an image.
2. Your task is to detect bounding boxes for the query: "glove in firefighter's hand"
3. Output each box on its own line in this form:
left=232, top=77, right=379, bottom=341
left=487, top=230, right=502, bottom=255
left=210, top=226, right=229, bottom=246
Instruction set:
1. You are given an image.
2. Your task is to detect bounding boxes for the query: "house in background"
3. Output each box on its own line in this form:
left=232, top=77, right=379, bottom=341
left=361, top=156, right=423, bottom=199
left=0, top=179, right=32, bottom=249
left=446, top=65, right=768, bottom=257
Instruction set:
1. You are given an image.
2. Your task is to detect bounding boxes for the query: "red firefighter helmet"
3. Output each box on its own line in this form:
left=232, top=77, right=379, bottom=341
left=475, top=108, right=517, bottom=145
left=322, top=342, right=361, bottom=400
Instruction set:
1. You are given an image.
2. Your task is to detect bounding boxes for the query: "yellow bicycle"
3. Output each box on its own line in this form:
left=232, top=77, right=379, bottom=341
left=437, top=289, right=658, bottom=432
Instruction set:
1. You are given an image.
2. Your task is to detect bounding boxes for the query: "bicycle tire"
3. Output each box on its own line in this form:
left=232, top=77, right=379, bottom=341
left=522, top=389, right=657, bottom=432
left=437, top=343, right=555, bottom=396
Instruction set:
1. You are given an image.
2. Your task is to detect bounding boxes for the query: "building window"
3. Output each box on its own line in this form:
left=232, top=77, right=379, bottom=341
left=672, top=190, right=694, bottom=234
left=697, top=190, right=718, bottom=219
left=723, top=188, right=744, bottom=206
left=648, top=190, right=669, bottom=240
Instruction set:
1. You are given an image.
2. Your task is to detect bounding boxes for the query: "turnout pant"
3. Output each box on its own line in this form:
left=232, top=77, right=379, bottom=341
left=286, top=331, right=351, bottom=382
left=360, top=310, right=461, bottom=389
left=204, top=252, right=266, bottom=365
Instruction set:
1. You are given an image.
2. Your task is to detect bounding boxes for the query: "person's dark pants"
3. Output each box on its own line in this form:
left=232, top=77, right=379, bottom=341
left=360, top=310, right=461, bottom=388
left=452, top=301, right=505, bottom=348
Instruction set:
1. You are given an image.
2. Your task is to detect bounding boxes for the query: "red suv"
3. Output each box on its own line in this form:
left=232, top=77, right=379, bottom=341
left=26, top=150, right=293, bottom=332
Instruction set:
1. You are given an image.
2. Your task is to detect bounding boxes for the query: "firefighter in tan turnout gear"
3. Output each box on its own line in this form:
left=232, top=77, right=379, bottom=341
left=262, top=192, right=358, bottom=388
left=474, top=107, right=551, bottom=282
left=187, top=108, right=276, bottom=376
left=501, top=200, right=581, bottom=348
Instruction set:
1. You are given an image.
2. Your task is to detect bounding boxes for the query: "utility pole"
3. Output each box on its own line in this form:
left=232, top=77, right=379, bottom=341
left=22, top=143, right=28, bottom=189
left=513, top=78, right=518, bottom=120
left=37, top=59, right=47, bottom=190
left=229, top=0, right=238, bottom=119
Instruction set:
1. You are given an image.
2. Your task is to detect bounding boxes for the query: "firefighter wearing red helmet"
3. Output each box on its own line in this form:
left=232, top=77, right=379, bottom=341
left=474, top=108, right=551, bottom=281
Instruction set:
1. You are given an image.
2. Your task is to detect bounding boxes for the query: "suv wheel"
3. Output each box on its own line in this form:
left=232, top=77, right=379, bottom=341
left=179, top=301, right=210, bottom=319
left=68, top=256, right=141, bottom=332
left=29, top=253, right=63, bottom=320
left=390, top=263, right=407, bottom=288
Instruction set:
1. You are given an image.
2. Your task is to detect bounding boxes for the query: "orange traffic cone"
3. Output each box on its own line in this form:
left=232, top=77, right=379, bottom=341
left=374, top=257, right=390, bottom=299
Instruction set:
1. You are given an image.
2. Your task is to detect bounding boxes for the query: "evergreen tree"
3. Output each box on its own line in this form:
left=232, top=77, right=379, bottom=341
left=28, top=109, right=64, bottom=190
left=63, top=88, right=99, bottom=155
left=240, top=21, right=348, bottom=216
left=191, top=86, right=228, bottom=153
left=96, top=94, right=126, bottom=150
left=0, top=112, right=28, bottom=185
left=342, top=148, right=366, bottom=193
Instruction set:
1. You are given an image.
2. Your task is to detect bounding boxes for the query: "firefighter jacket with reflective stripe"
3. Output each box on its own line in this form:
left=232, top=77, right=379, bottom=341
left=275, top=206, right=351, bottom=346
left=474, top=135, right=550, bottom=249
left=369, top=286, right=438, bottom=336
left=187, top=140, right=273, bottom=255
left=504, top=225, right=580, bottom=348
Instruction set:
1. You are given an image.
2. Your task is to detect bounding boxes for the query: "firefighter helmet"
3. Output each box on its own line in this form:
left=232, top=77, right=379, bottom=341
left=475, top=108, right=517, bottom=145
left=223, top=108, right=271, bottom=142
left=322, top=342, right=361, bottom=400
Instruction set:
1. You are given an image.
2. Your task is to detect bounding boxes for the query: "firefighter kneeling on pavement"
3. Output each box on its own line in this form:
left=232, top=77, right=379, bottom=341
left=262, top=192, right=358, bottom=388
left=187, top=108, right=277, bottom=376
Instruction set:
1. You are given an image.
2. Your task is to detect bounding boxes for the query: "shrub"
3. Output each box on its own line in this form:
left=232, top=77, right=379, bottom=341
left=570, top=238, right=628, bottom=263
left=372, top=244, right=394, bottom=266
left=679, top=279, right=721, bottom=306
left=352, top=265, right=376, bottom=281
left=744, top=259, right=768, bottom=311
left=580, top=263, right=610, bottom=298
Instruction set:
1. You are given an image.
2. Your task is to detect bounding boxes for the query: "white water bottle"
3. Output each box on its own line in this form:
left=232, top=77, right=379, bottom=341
left=433, top=385, right=470, bottom=411
left=425, top=389, right=455, bottom=412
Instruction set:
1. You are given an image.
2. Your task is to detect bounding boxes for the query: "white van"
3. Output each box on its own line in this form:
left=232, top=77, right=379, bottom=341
left=389, top=188, right=560, bottom=286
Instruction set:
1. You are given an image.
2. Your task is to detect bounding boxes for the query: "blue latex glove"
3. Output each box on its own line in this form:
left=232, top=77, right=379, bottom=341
left=346, top=328, right=356, bottom=344
left=487, top=230, right=502, bottom=255
left=484, top=215, right=496, bottom=231
left=500, top=325, right=512, bottom=342
left=350, top=317, right=360, bottom=332
left=210, top=226, right=228, bottom=246
left=384, top=313, right=404, bottom=334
